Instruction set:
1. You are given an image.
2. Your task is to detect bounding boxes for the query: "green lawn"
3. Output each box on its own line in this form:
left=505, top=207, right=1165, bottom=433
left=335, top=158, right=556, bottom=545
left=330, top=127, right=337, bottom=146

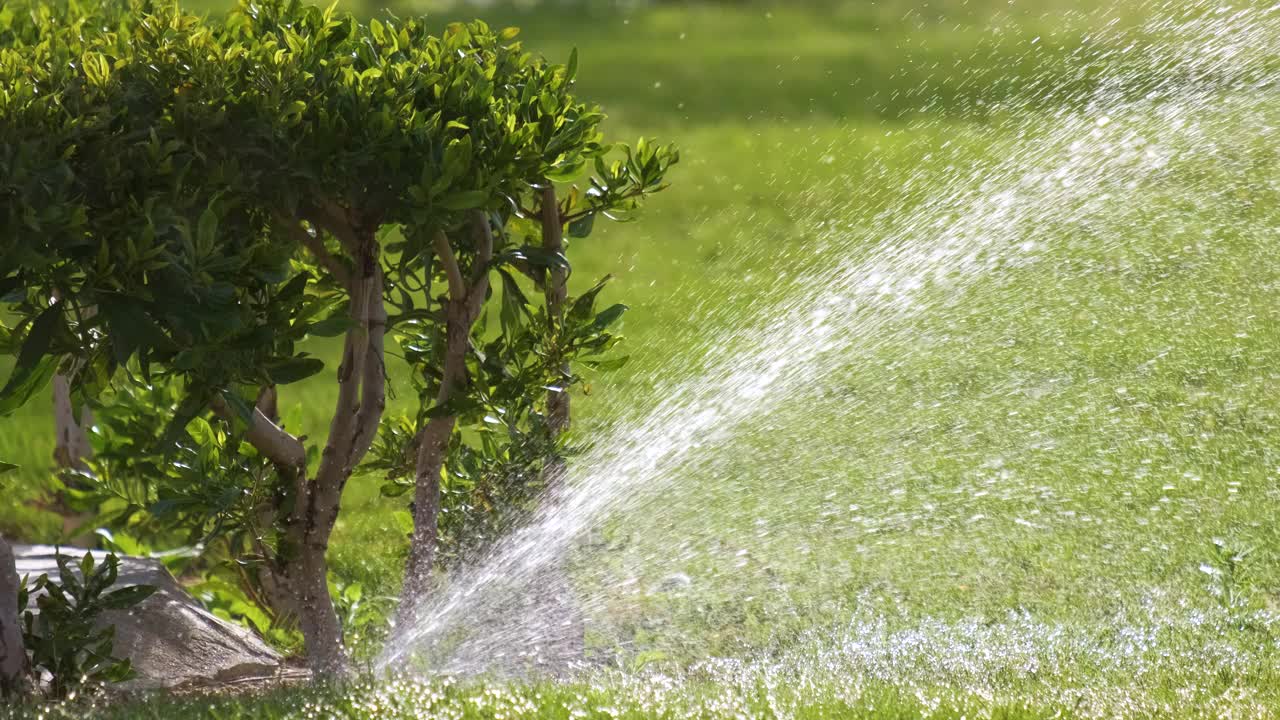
left=4, top=0, right=1280, bottom=717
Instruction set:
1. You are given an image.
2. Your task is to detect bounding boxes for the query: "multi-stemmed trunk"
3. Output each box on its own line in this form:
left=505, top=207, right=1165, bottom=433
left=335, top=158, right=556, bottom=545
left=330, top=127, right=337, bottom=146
left=0, top=533, right=26, bottom=697
left=397, top=199, right=584, bottom=658
left=401, top=213, right=493, bottom=622
left=216, top=213, right=387, bottom=677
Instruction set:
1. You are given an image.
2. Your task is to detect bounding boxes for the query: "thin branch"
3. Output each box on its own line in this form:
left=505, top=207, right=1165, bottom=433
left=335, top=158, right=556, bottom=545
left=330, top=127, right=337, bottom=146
left=349, top=264, right=387, bottom=469
left=278, top=215, right=350, bottom=289
left=433, top=229, right=466, bottom=301
left=465, top=210, right=494, bottom=321
left=211, top=396, right=307, bottom=469
left=560, top=187, right=658, bottom=224
left=310, top=202, right=362, bottom=254
left=313, top=263, right=373, bottom=501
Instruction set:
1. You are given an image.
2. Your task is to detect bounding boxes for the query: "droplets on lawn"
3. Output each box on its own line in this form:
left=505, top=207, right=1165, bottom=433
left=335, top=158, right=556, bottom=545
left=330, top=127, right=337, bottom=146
left=371, top=1, right=1280, bottom=716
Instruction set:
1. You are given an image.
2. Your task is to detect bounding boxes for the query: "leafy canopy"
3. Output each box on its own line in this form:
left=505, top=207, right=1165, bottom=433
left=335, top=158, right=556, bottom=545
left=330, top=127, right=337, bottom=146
left=0, top=0, right=676, bottom=442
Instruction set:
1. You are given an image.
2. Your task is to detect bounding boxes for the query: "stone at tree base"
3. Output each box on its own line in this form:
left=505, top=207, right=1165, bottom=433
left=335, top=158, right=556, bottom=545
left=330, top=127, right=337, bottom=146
left=14, top=545, right=287, bottom=691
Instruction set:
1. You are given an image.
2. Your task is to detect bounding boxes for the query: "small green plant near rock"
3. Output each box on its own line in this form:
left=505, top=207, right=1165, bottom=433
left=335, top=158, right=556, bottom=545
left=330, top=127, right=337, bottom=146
left=18, top=551, right=154, bottom=700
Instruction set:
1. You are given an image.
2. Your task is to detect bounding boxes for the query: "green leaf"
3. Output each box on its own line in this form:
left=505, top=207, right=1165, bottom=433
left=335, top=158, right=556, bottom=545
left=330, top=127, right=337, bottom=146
left=80, top=552, right=96, bottom=586
left=161, top=388, right=217, bottom=449
left=498, top=269, right=531, bottom=336
left=502, top=246, right=571, bottom=274
left=0, top=461, right=17, bottom=476
left=187, top=417, right=218, bottom=448
left=219, top=389, right=255, bottom=425
left=281, top=100, right=307, bottom=125
left=567, top=213, right=595, bottom=238
left=442, top=135, right=473, bottom=179
left=566, top=47, right=579, bottom=82
left=265, top=357, right=326, bottom=385
left=437, top=190, right=488, bottom=211
left=98, top=584, right=156, bottom=610
left=99, top=658, right=136, bottom=683
left=55, top=552, right=83, bottom=600
left=424, top=393, right=481, bottom=419
left=582, top=356, right=629, bottom=372
left=591, top=303, right=628, bottom=331
left=12, top=304, right=60, bottom=374
left=306, top=312, right=355, bottom=337
left=0, top=354, right=56, bottom=416
left=196, top=207, right=219, bottom=254
left=381, top=481, right=412, bottom=498
left=569, top=276, right=611, bottom=323
left=100, top=300, right=172, bottom=365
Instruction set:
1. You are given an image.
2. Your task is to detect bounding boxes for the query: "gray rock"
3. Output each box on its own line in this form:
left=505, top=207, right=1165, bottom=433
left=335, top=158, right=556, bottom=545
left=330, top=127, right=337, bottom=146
left=14, top=545, right=286, bottom=690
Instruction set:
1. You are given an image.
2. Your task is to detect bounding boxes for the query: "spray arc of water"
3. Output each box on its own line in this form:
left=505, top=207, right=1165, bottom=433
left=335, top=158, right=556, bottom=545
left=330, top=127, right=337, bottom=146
left=379, top=4, right=1279, bottom=675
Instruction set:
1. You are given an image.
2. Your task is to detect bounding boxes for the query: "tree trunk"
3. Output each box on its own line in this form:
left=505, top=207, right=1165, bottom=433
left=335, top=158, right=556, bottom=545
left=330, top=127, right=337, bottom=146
left=541, top=186, right=571, bottom=451
left=402, top=298, right=469, bottom=613
left=50, top=290, right=96, bottom=545
left=246, top=386, right=302, bottom=630
left=52, top=374, right=93, bottom=471
left=290, top=538, right=346, bottom=676
left=284, top=230, right=385, bottom=677
left=213, top=216, right=388, bottom=678
left=0, top=534, right=27, bottom=697
left=401, top=215, right=493, bottom=623
left=50, top=292, right=93, bottom=474
left=538, top=186, right=584, bottom=667
left=49, top=375, right=95, bottom=544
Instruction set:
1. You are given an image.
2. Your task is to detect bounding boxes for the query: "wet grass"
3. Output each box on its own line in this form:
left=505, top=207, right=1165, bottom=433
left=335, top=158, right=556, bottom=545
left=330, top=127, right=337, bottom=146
left=0, top=675, right=1139, bottom=720
left=3, top=0, right=1280, bottom=718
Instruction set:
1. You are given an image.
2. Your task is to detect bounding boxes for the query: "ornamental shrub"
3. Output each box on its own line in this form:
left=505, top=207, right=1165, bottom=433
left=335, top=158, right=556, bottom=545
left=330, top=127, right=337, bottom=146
left=0, top=0, right=674, bottom=676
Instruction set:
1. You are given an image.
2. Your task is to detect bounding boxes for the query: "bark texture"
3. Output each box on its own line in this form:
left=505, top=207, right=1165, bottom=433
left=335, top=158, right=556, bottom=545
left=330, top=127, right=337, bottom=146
left=285, top=220, right=385, bottom=676
left=541, top=186, right=571, bottom=447
left=52, top=374, right=93, bottom=471
left=211, top=214, right=387, bottom=677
